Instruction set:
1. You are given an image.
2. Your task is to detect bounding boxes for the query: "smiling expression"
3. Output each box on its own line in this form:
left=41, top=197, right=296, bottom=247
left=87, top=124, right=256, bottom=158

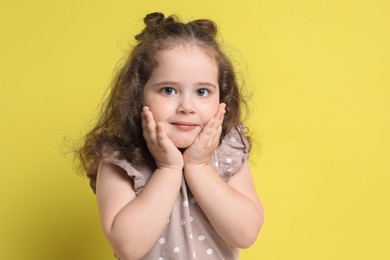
left=142, top=44, right=220, bottom=148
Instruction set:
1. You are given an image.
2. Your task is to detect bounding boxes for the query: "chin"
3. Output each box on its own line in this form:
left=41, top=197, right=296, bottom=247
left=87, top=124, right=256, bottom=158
left=174, top=142, right=193, bottom=149
left=172, top=139, right=195, bottom=149
left=167, top=131, right=198, bottom=149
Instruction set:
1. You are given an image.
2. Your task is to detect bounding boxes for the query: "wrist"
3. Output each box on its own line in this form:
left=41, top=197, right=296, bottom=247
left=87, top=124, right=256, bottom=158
left=184, top=162, right=212, bottom=174
left=157, top=165, right=183, bottom=172
left=183, top=156, right=210, bottom=168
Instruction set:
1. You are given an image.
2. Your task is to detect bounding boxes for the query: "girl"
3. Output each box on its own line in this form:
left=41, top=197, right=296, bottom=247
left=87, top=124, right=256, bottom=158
left=78, top=12, right=264, bottom=260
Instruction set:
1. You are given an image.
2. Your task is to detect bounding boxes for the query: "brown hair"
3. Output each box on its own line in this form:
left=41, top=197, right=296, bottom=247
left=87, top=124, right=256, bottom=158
left=77, top=12, right=249, bottom=176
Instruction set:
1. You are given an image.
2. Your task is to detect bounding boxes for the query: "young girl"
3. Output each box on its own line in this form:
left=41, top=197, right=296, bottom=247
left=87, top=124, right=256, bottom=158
left=78, top=12, right=264, bottom=260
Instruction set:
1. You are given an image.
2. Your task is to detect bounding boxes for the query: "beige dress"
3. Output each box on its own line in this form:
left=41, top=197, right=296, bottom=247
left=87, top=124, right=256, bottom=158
left=89, top=125, right=249, bottom=260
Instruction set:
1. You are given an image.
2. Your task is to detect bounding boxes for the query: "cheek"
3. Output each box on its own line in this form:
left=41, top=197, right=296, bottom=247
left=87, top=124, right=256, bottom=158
left=147, top=100, right=175, bottom=121
left=200, top=100, right=220, bottom=121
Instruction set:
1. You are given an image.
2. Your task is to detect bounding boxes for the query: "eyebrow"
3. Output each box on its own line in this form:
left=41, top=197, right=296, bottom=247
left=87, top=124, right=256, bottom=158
left=197, top=82, right=218, bottom=89
left=151, top=81, right=218, bottom=89
left=151, top=81, right=180, bottom=87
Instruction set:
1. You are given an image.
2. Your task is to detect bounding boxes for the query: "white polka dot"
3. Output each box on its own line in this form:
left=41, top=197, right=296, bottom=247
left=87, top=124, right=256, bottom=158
left=222, top=140, right=226, bottom=144
left=189, top=216, right=194, bottom=222
left=159, top=238, right=166, bottom=245
left=198, top=235, right=206, bottom=241
left=215, top=161, right=219, bottom=167
left=191, top=197, right=197, bottom=204
left=183, top=200, right=189, bottom=207
left=226, top=158, right=232, bottom=164
left=189, top=234, right=193, bottom=239
left=181, top=220, right=186, bottom=225
left=173, top=247, right=180, bottom=253
left=236, top=152, right=241, bottom=155
left=158, top=257, right=164, bottom=260
left=227, top=167, right=233, bottom=172
left=193, top=251, right=196, bottom=258
left=231, top=136, right=237, bottom=142
left=206, top=248, right=214, bottom=255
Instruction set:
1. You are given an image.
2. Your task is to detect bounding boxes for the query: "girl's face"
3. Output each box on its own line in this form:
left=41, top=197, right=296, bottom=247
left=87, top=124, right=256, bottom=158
left=143, top=44, right=220, bottom=148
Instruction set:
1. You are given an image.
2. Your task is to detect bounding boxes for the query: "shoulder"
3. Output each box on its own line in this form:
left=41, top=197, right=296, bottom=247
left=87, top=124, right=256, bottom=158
left=88, top=149, right=152, bottom=195
left=213, top=124, right=250, bottom=181
left=222, top=124, right=249, bottom=152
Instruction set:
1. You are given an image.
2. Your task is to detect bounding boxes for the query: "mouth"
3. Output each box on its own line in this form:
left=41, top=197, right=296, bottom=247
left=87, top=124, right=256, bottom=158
left=171, top=122, right=198, bottom=131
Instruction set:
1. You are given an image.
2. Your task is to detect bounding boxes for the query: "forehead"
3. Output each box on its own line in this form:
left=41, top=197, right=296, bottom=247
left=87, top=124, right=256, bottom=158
left=153, top=44, right=218, bottom=76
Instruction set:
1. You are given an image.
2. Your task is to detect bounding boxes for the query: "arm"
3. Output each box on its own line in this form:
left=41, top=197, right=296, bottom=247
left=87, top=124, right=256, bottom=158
left=96, top=106, right=184, bottom=259
left=184, top=161, right=264, bottom=248
left=183, top=104, right=264, bottom=248
left=96, top=163, right=182, bottom=259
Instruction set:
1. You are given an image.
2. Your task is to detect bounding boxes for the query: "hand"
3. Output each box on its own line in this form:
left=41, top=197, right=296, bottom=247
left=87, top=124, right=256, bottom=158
left=141, top=106, right=184, bottom=171
left=183, top=103, right=226, bottom=166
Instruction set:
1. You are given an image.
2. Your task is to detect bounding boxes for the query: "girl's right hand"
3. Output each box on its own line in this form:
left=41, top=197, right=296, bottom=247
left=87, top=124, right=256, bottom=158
left=141, top=106, right=184, bottom=171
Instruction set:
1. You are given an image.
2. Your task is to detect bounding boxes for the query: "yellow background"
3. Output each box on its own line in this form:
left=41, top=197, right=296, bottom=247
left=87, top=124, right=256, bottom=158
left=1, top=0, right=389, bottom=259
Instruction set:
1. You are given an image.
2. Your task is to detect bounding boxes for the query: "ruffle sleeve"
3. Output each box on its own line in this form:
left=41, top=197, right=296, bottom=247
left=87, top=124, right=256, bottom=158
left=87, top=151, right=150, bottom=195
left=212, top=124, right=250, bottom=182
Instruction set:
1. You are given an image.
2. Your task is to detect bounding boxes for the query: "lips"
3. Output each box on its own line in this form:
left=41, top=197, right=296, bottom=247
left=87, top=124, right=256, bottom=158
left=171, top=122, right=198, bottom=131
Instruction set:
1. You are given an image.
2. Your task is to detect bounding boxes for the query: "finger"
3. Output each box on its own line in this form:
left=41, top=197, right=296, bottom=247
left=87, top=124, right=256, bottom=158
left=215, top=103, right=226, bottom=129
left=195, top=120, right=218, bottom=149
left=206, top=118, right=217, bottom=133
left=206, top=104, right=226, bottom=139
left=218, top=103, right=226, bottom=117
left=141, top=106, right=148, bottom=131
left=142, top=106, right=157, bottom=140
left=195, top=103, right=225, bottom=145
left=145, top=109, right=157, bottom=132
left=156, top=122, right=171, bottom=150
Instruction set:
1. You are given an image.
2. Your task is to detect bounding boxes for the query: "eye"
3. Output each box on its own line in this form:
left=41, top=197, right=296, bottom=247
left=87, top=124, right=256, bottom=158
left=161, top=87, right=177, bottom=96
left=196, top=88, right=209, bottom=97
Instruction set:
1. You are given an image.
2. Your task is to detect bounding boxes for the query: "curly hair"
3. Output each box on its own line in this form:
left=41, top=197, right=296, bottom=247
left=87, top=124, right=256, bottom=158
left=77, top=12, right=249, bottom=176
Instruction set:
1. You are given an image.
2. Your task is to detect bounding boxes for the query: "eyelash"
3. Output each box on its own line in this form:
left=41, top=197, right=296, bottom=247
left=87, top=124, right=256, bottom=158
left=196, top=88, right=210, bottom=96
left=159, top=87, right=211, bottom=96
left=160, top=87, right=177, bottom=96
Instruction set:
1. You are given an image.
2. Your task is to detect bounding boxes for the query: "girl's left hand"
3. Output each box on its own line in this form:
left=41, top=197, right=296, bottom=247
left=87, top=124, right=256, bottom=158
left=183, top=103, right=226, bottom=166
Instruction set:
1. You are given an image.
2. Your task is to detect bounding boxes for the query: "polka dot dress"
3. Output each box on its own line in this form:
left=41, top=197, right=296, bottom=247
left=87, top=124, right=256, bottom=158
left=89, top=125, right=249, bottom=259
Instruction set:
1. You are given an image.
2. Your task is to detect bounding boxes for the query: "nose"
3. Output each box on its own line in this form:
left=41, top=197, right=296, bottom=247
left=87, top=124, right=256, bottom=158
left=176, top=95, right=195, bottom=114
